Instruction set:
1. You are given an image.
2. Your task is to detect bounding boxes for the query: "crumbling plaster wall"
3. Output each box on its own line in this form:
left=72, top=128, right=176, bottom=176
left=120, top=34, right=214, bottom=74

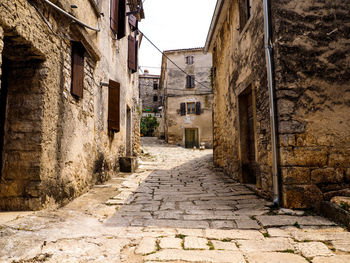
left=212, top=1, right=272, bottom=194
left=272, top=0, right=350, bottom=208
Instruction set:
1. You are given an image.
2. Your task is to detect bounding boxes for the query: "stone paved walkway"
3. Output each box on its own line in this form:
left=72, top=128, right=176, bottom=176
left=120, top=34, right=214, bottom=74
left=1, top=137, right=350, bottom=262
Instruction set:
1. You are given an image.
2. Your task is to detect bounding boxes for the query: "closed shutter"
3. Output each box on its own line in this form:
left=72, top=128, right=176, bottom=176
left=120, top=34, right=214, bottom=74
left=117, top=0, right=126, bottom=39
left=110, top=0, right=119, bottom=34
left=108, top=80, right=120, bottom=132
left=180, top=103, right=186, bottom=116
left=196, top=102, right=201, bottom=115
left=128, top=35, right=137, bottom=72
left=186, top=75, right=191, bottom=88
left=71, top=42, right=85, bottom=98
left=135, top=40, right=138, bottom=72
left=239, top=0, right=248, bottom=31
left=191, top=75, right=195, bottom=87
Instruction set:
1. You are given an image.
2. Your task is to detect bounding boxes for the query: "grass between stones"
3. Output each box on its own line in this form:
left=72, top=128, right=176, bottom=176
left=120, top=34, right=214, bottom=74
left=281, top=249, right=295, bottom=254
left=207, top=241, right=215, bottom=250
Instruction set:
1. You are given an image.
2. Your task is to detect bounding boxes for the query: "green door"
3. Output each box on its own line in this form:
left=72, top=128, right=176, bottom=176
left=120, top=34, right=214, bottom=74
left=185, top=128, right=199, bottom=148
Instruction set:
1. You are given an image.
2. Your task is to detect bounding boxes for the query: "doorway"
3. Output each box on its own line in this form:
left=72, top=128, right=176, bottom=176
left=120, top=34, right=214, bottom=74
left=0, top=58, right=9, bottom=182
left=238, top=85, right=257, bottom=184
left=126, top=106, right=132, bottom=156
left=185, top=128, right=199, bottom=148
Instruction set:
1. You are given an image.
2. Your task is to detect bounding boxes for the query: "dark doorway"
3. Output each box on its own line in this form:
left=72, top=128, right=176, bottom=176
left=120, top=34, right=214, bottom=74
left=185, top=128, right=199, bottom=148
left=239, top=85, right=257, bottom=184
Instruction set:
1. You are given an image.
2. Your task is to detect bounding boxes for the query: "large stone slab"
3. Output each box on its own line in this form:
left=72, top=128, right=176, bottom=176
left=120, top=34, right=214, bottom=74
left=256, top=215, right=335, bottom=227
left=184, top=236, right=209, bottom=250
left=237, top=238, right=294, bottom=253
left=295, top=242, right=334, bottom=258
left=246, top=252, right=308, bottom=263
left=205, top=229, right=264, bottom=240
left=313, top=255, right=350, bottom=263
left=145, top=249, right=246, bottom=263
left=135, top=237, right=157, bottom=255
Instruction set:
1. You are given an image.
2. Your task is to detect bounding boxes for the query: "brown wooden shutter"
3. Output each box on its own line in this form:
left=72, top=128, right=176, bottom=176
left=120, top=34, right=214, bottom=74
left=135, top=40, right=138, bottom=72
left=128, top=14, right=138, bottom=30
left=110, top=0, right=119, bottom=34
left=191, top=75, right=195, bottom=88
left=108, top=80, right=120, bottom=132
left=71, top=42, right=84, bottom=98
left=117, top=0, right=126, bottom=39
left=186, top=75, right=191, bottom=88
left=128, top=35, right=137, bottom=72
left=196, top=102, right=201, bottom=115
left=180, top=103, right=186, bottom=116
left=239, top=0, right=248, bottom=32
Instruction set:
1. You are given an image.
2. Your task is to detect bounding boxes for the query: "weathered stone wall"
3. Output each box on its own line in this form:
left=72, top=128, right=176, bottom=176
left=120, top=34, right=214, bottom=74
left=272, top=0, right=350, bottom=208
left=211, top=1, right=272, bottom=194
left=0, top=0, right=141, bottom=210
left=161, top=49, right=213, bottom=148
left=139, top=74, right=161, bottom=111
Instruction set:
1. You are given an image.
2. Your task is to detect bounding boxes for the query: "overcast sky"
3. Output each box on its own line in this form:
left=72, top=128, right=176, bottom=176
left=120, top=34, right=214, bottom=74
left=139, top=0, right=217, bottom=75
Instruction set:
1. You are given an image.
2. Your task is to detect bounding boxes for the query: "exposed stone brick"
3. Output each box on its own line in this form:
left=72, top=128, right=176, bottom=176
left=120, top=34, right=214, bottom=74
left=282, top=185, right=323, bottom=209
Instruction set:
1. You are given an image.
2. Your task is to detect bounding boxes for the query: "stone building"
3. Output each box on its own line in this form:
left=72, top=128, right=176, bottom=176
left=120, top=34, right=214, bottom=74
left=0, top=0, right=144, bottom=210
left=160, top=48, right=213, bottom=148
left=139, top=70, right=161, bottom=113
left=205, top=0, right=350, bottom=208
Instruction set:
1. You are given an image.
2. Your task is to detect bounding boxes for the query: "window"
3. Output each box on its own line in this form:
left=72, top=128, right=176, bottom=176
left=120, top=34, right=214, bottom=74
left=153, top=95, right=158, bottom=102
left=128, top=35, right=138, bottom=73
left=110, top=0, right=126, bottom=39
left=71, top=42, right=85, bottom=98
left=128, top=14, right=138, bottom=31
left=239, top=0, right=252, bottom=32
left=108, top=80, right=120, bottom=132
left=186, top=75, right=195, bottom=88
left=153, top=82, right=158, bottom=90
left=186, top=56, right=194, bottom=65
left=187, top=102, right=195, bottom=114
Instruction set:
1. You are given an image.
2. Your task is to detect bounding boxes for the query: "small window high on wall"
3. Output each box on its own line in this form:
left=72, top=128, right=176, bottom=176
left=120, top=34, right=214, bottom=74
left=71, top=42, right=85, bottom=99
left=110, top=0, right=126, bottom=39
left=186, top=56, right=194, bottom=65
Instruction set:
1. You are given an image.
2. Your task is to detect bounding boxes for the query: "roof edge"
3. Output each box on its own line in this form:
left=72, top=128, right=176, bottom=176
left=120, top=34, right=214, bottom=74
left=204, top=0, right=225, bottom=53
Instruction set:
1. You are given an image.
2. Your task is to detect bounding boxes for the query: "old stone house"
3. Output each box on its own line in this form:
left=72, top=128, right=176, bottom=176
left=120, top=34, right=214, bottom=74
left=139, top=70, right=162, bottom=113
left=160, top=48, right=213, bottom=148
left=204, top=0, right=350, bottom=208
left=0, top=0, right=144, bottom=210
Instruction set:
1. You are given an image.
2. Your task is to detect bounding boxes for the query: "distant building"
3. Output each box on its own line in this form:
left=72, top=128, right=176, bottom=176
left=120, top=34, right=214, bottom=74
left=139, top=70, right=162, bottom=114
left=160, top=48, right=213, bottom=148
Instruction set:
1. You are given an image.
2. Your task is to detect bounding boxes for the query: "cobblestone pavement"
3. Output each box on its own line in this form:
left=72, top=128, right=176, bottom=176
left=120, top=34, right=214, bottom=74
left=1, top=137, right=350, bottom=262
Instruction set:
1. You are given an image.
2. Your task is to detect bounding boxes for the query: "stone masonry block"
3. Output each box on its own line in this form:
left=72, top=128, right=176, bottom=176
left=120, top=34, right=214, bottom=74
left=281, top=167, right=311, bottom=185
left=280, top=147, right=328, bottom=167
left=282, top=184, right=323, bottom=209
left=311, top=168, right=344, bottom=184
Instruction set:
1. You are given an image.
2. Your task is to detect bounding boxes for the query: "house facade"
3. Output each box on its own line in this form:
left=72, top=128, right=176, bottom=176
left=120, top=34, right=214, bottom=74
left=160, top=48, right=213, bottom=148
left=139, top=70, right=161, bottom=113
left=0, top=0, right=144, bottom=210
left=205, top=0, right=350, bottom=208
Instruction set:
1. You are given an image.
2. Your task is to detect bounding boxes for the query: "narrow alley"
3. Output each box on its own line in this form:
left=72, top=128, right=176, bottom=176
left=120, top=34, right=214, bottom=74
left=1, top=138, right=349, bottom=263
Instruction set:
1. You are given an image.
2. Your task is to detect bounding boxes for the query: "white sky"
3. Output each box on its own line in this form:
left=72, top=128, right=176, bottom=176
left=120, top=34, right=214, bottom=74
left=139, top=0, right=217, bottom=75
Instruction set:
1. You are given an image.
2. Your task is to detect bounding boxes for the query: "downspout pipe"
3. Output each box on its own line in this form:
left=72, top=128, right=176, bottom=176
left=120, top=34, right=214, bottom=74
left=263, top=0, right=280, bottom=206
left=41, top=0, right=100, bottom=32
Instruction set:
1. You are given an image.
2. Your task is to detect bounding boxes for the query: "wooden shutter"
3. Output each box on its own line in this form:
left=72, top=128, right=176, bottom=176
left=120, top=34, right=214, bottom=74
left=239, top=0, right=248, bottom=31
left=117, top=0, right=126, bottom=39
left=108, top=80, right=120, bottom=132
left=128, top=14, right=138, bottom=30
left=180, top=103, right=186, bottom=116
left=71, top=42, right=84, bottom=98
left=128, top=35, right=137, bottom=72
left=110, top=0, right=119, bottom=34
left=196, top=102, right=201, bottom=115
left=191, top=75, right=195, bottom=88
left=135, top=40, right=138, bottom=72
left=186, top=75, right=191, bottom=88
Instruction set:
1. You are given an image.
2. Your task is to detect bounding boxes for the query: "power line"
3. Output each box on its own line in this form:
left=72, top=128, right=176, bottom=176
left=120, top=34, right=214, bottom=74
left=139, top=65, right=212, bottom=69
left=137, top=29, right=212, bottom=90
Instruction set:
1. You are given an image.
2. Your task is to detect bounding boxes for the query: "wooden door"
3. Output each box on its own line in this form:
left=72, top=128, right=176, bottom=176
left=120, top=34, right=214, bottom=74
left=185, top=128, right=199, bottom=148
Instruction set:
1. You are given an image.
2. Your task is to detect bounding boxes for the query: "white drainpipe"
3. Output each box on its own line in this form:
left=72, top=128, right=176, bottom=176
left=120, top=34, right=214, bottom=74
left=263, top=0, right=280, bottom=206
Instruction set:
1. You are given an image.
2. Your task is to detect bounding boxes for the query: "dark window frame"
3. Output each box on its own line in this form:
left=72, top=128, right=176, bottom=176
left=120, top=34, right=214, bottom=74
left=187, top=102, right=196, bottom=114
left=71, top=41, right=85, bottom=99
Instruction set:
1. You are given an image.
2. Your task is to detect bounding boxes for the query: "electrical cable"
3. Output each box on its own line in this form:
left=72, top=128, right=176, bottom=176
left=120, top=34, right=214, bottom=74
left=137, top=29, right=212, bottom=90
